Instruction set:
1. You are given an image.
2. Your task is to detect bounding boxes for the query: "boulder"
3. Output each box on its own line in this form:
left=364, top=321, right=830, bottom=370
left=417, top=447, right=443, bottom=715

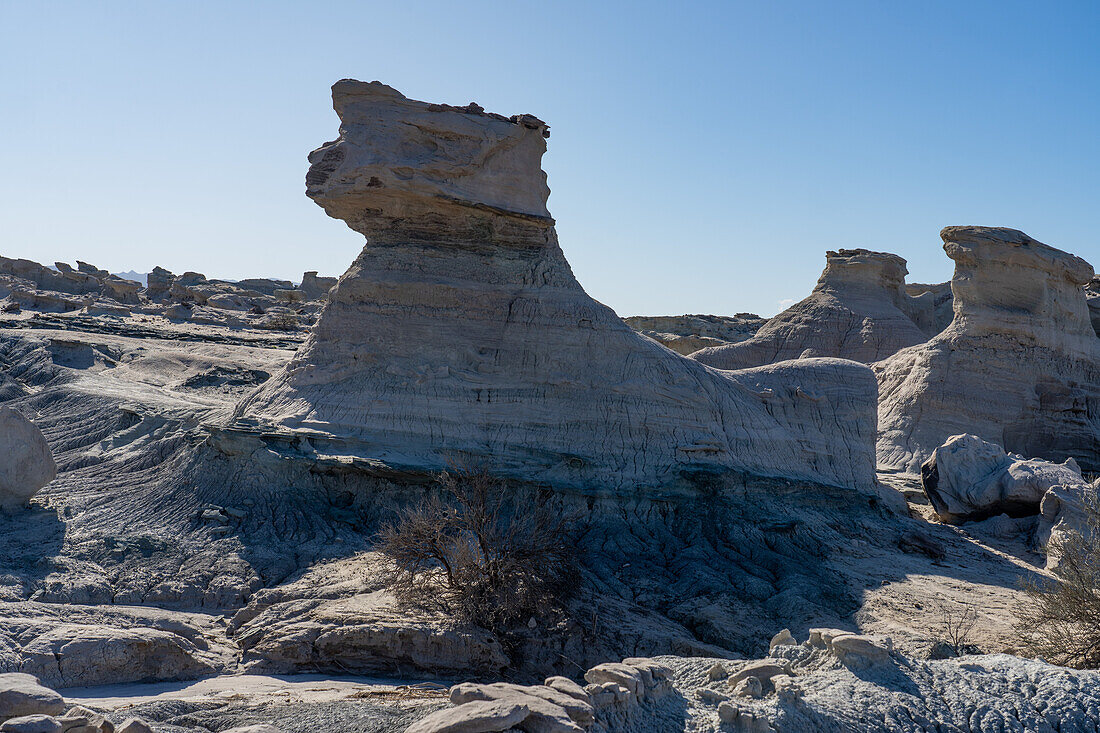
left=115, top=721, right=154, bottom=733
left=876, top=227, right=1100, bottom=474
left=18, top=623, right=216, bottom=687
left=0, top=408, right=56, bottom=513
left=690, top=248, right=929, bottom=368
left=231, top=79, right=881, bottom=494
left=828, top=634, right=892, bottom=667
left=0, top=716, right=61, bottom=733
left=404, top=699, right=529, bottom=733
left=731, top=676, right=763, bottom=699
left=0, top=674, right=64, bottom=721
left=727, top=660, right=791, bottom=688
left=921, top=434, right=1086, bottom=523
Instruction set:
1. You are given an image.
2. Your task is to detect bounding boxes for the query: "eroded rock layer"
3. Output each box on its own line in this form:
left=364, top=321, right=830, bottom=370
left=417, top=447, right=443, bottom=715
left=235, top=80, right=879, bottom=493
left=876, top=226, right=1100, bottom=474
left=690, top=249, right=930, bottom=369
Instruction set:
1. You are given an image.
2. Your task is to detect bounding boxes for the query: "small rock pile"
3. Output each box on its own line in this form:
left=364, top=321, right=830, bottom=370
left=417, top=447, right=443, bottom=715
left=405, top=658, right=673, bottom=733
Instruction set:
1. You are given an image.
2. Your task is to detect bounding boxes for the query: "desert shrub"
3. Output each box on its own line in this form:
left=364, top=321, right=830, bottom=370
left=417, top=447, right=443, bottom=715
left=931, top=597, right=979, bottom=656
left=1017, top=489, right=1100, bottom=668
left=378, top=468, right=578, bottom=633
left=257, top=312, right=300, bottom=331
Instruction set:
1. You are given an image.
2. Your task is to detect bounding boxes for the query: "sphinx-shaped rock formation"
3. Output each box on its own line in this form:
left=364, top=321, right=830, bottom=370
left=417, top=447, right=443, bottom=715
left=233, top=80, right=881, bottom=493
left=690, top=249, right=929, bottom=369
left=876, top=227, right=1100, bottom=474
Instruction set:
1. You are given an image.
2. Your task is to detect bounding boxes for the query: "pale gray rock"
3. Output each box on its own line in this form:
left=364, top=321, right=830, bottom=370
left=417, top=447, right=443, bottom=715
left=876, top=226, right=1100, bottom=474
left=543, top=677, right=589, bottom=702
left=234, top=79, right=881, bottom=494
left=1037, top=478, right=1099, bottom=569
left=413, top=657, right=673, bottom=733
left=572, top=645, right=1100, bottom=732
left=905, top=281, right=954, bottom=335
left=114, top=721, right=153, bottom=733
left=0, top=715, right=61, bottom=733
left=727, top=660, right=791, bottom=689
left=0, top=674, right=64, bottom=720
left=0, top=602, right=232, bottom=688
left=143, top=267, right=174, bottom=301
left=623, top=313, right=764, bottom=355
left=731, top=676, right=763, bottom=699
left=768, top=628, right=796, bottom=652
left=229, top=561, right=508, bottom=677
left=690, top=249, right=928, bottom=368
left=404, top=699, right=529, bottom=733
left=299, top=271, right=337, bottom=300
left=1086, top=276, right=1100, bottom=336
left=0, top=408, right=56, bottom=513
left=921, top=434, right=1086, bottom=523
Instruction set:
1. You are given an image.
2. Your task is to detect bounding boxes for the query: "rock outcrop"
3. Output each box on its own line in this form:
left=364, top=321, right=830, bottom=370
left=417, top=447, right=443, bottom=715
left=690, top=249, right=929, bottom=369
left=233, top=80, right=880, bottom=493
left=406, top=657, right=672, bottom=733
left=0, top=408, right=55, bottom=513
left=299, top=271, right=337, bottom=300
left=1037, top=478, right=1098, bottom=569
left=1085, top=276, right=1100, bottom=336
left=403, top=635, right=1100, bottom=733
left=876, top=226, right=1100, bottom=474
left=622, top=313, right=764, bottom=355
left=905, top=281, right=954, bottom=335
left=0, top=674, right=65, bottom=721
left=920, top=434, right=1086, bottom=523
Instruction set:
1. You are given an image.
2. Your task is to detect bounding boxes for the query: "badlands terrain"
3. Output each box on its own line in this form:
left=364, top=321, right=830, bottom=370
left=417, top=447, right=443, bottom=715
left=2, top=80, right=1100, bottom=732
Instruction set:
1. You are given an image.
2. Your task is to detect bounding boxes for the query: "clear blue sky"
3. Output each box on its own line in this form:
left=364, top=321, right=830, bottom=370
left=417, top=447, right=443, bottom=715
left=3, top=1, right=1098, bottom=317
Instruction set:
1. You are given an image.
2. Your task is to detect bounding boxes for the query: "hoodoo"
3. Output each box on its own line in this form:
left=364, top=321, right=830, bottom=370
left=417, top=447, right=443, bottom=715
left=234, top=80, right=881, bottom=493
left=690, top=248, right=930, bottom=369
left=876, top=226, right=1100, bottom=473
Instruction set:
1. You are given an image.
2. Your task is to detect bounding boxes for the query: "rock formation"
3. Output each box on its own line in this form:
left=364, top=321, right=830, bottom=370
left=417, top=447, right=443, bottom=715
left=1037, top=478, right=1098, bottom=569
left=405, top=633, right=1100, bottom=733
left=920, top=434, right=1086, bottom=523
left=1, top=255, right=337, bottom=337
left=0, top=407, right=55, bottom=513
left=690, top=249, right=930, bottom=369
left=876, top=226, right=1100, bottom=474
left=1085, top=276, right=1100, bottom=336
left=622, top=313, right=764, bottom=355
left=299, top=271, right=337, bottom=300
left=905, top=281, right=954, bottom=335
left=233, top=80, right=881, bottom=493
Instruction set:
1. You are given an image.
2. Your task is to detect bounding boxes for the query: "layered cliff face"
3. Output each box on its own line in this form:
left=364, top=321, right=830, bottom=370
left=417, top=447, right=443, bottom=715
left=690, top=249, right=930, bottom=369
left=876, top=226, right=1100, bottom=474
left=234, top=80, right=880, bottom=493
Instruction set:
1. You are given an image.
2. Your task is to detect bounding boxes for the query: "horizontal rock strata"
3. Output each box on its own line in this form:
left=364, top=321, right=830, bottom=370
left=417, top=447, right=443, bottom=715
left=235, top=80, right=880, bottom=493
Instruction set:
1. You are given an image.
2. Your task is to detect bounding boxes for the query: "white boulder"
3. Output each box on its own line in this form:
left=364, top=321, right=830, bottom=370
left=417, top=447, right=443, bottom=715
left=0, top=408, right=55, bottom=512
left=921, top=434, right=1086, bottom=523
